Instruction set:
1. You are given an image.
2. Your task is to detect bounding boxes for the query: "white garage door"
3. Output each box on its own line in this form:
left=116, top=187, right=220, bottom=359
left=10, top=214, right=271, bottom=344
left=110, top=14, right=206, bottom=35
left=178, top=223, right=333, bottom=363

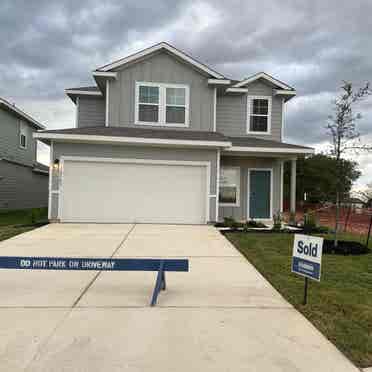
left=60, top=158, right=209, bottom=224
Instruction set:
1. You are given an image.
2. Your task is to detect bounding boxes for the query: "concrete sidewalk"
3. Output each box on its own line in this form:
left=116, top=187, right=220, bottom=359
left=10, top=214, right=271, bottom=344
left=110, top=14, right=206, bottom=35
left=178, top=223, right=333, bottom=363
left=0, top=224, right=359, bottom=371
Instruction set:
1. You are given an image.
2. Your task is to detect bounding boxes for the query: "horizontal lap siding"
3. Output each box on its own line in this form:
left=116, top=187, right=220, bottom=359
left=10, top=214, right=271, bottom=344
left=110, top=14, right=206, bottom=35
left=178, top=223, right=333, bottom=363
left=216, top=79, right=283, bottom=141
left=0, top=161, right=48, bottom=210
left=77, top=97, right=106, bottom=128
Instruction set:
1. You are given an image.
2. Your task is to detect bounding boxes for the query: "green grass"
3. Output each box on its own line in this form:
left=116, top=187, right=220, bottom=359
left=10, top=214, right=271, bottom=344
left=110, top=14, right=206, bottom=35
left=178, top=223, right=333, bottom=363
left=226, top=232, right=372, bottom=368
left=0, top=208, right=48, bottom=241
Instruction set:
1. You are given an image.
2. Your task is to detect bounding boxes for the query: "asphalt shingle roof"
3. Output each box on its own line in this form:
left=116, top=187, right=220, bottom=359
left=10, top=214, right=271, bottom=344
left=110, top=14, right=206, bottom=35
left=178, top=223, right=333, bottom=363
left=38, top=126, right=313, bottom=151
left=39, top=126, right=229, bottom=142
left=228, top=136, right=313, bottom=150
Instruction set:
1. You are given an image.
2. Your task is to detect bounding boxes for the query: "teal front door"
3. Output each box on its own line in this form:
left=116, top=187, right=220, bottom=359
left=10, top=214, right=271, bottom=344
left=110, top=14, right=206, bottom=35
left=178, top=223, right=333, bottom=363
left=249, top=170, right=271, bottom=219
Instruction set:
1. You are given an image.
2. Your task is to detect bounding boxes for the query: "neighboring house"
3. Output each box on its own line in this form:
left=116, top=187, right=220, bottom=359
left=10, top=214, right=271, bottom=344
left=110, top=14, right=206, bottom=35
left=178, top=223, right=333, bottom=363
left=35, top=42, right=313, bottom=224
left=0, top=98, right=49, bottom=210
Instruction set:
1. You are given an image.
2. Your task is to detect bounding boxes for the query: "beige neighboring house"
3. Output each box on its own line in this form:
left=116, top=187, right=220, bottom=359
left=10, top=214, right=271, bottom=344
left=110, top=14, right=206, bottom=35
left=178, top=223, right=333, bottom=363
left=35, top=42, right=313, bottom=224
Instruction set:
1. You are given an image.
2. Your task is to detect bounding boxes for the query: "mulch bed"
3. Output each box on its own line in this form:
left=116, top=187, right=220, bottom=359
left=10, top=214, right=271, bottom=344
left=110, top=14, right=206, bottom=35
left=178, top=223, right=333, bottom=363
left=323, top=239, right=370, bottom=255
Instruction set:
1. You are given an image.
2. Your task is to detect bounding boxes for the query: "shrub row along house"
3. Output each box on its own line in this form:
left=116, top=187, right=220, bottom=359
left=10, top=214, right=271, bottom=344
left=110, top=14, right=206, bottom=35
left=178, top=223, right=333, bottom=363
left=35, top=42, right=313, bottom=224
left=0, top=98, right=48, bottom=210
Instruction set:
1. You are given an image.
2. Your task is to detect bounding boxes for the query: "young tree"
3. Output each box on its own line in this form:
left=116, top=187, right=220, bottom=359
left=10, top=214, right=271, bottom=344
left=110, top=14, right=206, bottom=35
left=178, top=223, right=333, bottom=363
left=326, top=81, right=372, bottom=246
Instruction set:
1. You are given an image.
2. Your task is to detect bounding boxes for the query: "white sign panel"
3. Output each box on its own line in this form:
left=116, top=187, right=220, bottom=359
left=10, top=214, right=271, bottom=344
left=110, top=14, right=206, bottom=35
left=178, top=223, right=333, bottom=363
left=292, top=234, right=323, bottom=281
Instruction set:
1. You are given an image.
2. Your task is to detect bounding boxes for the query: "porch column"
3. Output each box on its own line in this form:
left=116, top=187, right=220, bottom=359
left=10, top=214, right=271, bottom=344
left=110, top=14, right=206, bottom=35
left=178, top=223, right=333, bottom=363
left=290, top=158, right=297, bottom=214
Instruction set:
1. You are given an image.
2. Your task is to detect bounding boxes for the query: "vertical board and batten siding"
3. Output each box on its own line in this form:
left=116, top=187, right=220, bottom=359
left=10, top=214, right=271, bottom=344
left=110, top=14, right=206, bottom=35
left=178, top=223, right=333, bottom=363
left=216, top=79, right=283, bottom=141
left=50, top=142, right=218, bottom=222
left=218, top=156, right=282, bottom=221
left=108, top=51, right=214, bottom=131
left=0, top=108, right=37, bottom=167
left=0, top=160, right=48, bottom=210
left=77, top=97, right=106, bottom=128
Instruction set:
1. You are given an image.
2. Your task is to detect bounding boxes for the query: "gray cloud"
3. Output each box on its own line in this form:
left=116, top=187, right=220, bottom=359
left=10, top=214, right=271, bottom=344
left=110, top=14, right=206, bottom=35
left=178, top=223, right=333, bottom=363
left=1, top=0, right=372, bottom=182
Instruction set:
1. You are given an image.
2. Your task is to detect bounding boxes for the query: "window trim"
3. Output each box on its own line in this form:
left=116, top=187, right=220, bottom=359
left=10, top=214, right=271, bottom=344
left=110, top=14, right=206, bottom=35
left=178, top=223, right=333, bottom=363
left=19, top=121, right=27, bottom=149
left=219, top=166, right=240, bottom=207
left=135, top=81, right=190, bottom=127
left=246, top=95, right=272, bottom=135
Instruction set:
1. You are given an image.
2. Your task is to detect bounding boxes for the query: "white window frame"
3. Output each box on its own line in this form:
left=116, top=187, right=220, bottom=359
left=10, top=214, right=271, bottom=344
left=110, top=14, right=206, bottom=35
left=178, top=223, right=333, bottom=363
left=219, top=166, right=240, bottom=207
left=19, top=121, right=27, bottom=149
left=246, top=96, right=272, bottom=135
left=135, top=81, right=190, bottom=127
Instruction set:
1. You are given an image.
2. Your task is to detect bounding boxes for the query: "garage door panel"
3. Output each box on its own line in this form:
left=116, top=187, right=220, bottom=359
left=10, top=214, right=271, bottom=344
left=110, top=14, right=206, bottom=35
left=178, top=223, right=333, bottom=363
left=60, top=160, right=207, bottom=224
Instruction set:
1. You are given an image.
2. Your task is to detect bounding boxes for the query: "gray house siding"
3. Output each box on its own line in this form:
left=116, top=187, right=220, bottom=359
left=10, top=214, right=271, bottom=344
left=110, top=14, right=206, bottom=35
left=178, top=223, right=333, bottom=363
left=77, top=96, right=105, bottom=128
left=216, top=79, right=283, bottom=141
left=0, top=160, right=48, bottom=210
left=50, top=142, right=218, bottom=222
left=0, top=108, right=37, bottom=167
left=219, top=156, right=282, bottom=221
left=108, top=51, right=214, bottom=131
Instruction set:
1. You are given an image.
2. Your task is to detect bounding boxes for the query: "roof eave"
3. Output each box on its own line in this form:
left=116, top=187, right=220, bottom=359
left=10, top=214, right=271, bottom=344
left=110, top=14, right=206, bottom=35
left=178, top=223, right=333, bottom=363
left=223, top=146, right=314, bottom=155
left=33, top=132, right=232, bottom=149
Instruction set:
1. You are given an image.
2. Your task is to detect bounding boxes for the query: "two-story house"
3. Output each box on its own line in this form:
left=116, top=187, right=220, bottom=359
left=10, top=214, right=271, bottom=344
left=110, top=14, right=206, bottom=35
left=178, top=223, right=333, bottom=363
left=0, top=98, right=49, bottom=210
left=35, top=42, right=313, bottom=224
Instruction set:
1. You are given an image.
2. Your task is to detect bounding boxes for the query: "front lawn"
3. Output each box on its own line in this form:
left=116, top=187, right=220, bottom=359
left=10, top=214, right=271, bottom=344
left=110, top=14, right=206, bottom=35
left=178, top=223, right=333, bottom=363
left=0, top=208, right=48, bottom=242
left=226, top=232, right=372, bottom=368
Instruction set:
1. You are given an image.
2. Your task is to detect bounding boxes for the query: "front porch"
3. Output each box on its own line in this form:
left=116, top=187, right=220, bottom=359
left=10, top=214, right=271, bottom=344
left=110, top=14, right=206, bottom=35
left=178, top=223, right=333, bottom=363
left=218, top=156, right=297, bottom=223
left=217, top=137, right=313, bottom=223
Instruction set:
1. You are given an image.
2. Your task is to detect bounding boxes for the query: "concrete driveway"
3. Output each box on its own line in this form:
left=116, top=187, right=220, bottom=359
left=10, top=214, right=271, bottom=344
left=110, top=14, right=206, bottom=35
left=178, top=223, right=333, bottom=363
left=0, top=224, right=358, bottom=372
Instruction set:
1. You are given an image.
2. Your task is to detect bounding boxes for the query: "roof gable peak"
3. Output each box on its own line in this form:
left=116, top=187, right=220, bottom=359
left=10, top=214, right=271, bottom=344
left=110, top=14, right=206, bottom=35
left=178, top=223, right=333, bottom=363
left=232, top=72, right=294, bottom=90
left=95, top=42, right=225, bottom=79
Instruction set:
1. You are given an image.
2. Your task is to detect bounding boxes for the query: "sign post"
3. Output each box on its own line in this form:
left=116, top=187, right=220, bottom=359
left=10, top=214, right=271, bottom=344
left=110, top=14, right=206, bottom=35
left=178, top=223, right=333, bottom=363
left=292, top=234, right=323, bottom=305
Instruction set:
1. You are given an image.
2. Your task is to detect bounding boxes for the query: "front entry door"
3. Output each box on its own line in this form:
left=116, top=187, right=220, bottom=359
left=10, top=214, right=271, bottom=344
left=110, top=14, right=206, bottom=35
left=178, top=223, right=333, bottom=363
left=249, top=169, right=272, bottom=219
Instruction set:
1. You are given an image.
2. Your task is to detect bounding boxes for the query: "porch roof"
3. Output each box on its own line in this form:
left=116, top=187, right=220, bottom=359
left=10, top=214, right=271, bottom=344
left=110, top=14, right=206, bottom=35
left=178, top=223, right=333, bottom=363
left=225, top=136, right=314, bottom=155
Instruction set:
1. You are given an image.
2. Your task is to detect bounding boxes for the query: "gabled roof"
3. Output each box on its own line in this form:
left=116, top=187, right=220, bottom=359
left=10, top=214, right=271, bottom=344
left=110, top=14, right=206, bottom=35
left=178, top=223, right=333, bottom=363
left=95, top=42, right=226, bottom=79
left=0, top=97, right=45, bottom=129
left=232, top=72, right=295, bottom=90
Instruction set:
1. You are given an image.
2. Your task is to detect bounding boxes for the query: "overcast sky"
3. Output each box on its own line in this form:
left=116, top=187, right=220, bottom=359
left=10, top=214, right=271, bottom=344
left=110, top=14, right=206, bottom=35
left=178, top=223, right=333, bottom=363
left=1, top=1, right=371, bottom=188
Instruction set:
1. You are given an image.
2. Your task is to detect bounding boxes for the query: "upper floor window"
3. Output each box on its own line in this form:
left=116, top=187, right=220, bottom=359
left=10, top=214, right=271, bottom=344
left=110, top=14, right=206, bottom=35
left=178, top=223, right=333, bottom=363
left=135, top=82, right=189, bottom=127
left=19, top=121, right=27, bottom=149
left=247, top=96, right=271, bottom=134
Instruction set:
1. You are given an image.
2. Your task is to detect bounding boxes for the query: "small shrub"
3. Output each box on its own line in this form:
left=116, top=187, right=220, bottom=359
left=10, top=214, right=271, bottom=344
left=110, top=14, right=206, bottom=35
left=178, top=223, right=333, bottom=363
left=223, top=217, right=242, bottom=230
left=272, top=212, right=282, bottom=231
left=247, top=220, right=268, bottom=228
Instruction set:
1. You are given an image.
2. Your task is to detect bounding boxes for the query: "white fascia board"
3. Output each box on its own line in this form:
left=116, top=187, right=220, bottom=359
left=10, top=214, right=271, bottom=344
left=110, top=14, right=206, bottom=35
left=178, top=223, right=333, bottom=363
left=0, top=99, right=46, bottom=129
left=233, top=72, right=293, bottom=90
left=208, top=79, right=231, bottom=85
left=92, top=71, right=118, bottom=79
left=224, top=146, right=314, bottom=154
left=65, top=89, right=102, bottom=96
left=274, top=89, right=297, bottom=96
left=33, top=132, right=232, bottom=148
left=226, top=87, right=248, bottom=93
left=97, top=42, right=225, bottom=79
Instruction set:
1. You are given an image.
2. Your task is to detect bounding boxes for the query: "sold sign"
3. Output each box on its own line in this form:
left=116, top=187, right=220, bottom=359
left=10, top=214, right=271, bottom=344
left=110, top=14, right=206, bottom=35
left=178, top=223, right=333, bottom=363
left=292, top=234, right=323, bottom=282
